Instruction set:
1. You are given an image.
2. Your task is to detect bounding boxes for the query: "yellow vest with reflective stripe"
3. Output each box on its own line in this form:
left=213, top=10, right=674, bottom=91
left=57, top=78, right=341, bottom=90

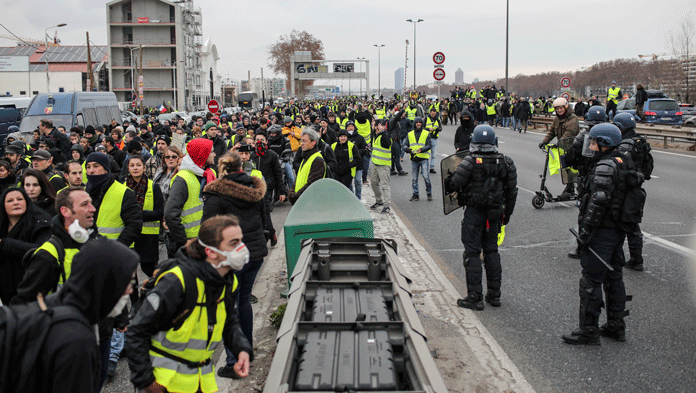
left=251, top=169, right=263, bottom=179
left=355, top=119, right=371, bottom=144
left=337, top=117, right=348, bottom=129
left=425, top=117, right=440, bottom=138
left=150, top=266, right=237, bottom=393
left=81, top=161, right=87, bottom=184
left=96, top=181, right=128, bottom=241
left=608, top=87, right=620, bottom=104
left=371, top=134, right=391, bottom=166
left=295, top=151, right=325, bottom=192
left=486, top=104, right=496, bottom=116
left=375, top=109, right=386, bottom=119
left=140, top=179, right=160, bottom=235
left=405, top=107, right=418, bottom=121
left=332, top=141, right=356, bottom=177
left=407, top=130, right=430, bottom=160
left=173, top=170, right=203, bottom=239
left=35, top=240, right=80, bottom=286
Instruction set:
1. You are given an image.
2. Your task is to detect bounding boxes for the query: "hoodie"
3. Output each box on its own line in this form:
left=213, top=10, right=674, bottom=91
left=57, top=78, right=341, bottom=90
left=454, top=110, right=476, bottom=152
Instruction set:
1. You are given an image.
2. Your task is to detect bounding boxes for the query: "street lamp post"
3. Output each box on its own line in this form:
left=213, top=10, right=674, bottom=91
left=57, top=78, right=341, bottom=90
left=45, top=23, right=67, bottom=92
left=373, top=44, right=384, bottom=98
left=406, top=19, right=423, bottom=92
left=505, top=0, right=509, bottom=94
left=357, top=57, right=365, bottom=97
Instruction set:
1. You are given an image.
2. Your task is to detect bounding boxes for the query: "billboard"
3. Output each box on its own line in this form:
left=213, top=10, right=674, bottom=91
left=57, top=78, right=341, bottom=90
left=334, top=63, right=354, bottom=73
left=0, top=56, right=29, bottom=72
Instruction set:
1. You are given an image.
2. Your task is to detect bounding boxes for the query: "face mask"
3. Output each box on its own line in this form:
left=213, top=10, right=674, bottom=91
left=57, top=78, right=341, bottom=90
left=107, top=293, right=130, bottom=318
left=68, top=219, right=93, bottom=243
left=347, top=130, right=354, bottom=135
left=198, top=239, right=250, bottom=271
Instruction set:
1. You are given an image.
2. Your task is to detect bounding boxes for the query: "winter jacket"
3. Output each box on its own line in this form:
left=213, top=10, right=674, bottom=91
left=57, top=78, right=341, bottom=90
left=402, top=126, right=432, bottom=162
left=251, top=149, right=286, bottom=197
left=635, top=88, right=648, bottom=105
left=282, top=126, right=302, bottom=151
left=574, top=102, right=586, bottom=117
left=292, top=139, right=337, bottom=178
left=11, top=215, right=100, bottom=305
left=541, top=111, right=580, bottom=145
left=125, top=247, right=252, bottom=390
left=267, top=133, right=291, bottom=157
left=454, top=111, right=476, bottom=152
left=347, top=132, right=369, bottom=164
left=202, top=172, right=268, bottom=261
left=332, top=140, right=361, bottom=176
left=107, top=146, right=127, bottom=169
left=517, top=101, right=531, bottom=120
left=145, top=151, right=162, bottom=179
left=45, top=127, right=72, bottom=159
left=288, top=146, right=326, bottom=204
left=90, top=177, right=143, bottom=247
left=0, top=205, right=52, bottom=304
left=165, top=173, right=201, bottom=247
left=210, top=135, right=228, bottom=166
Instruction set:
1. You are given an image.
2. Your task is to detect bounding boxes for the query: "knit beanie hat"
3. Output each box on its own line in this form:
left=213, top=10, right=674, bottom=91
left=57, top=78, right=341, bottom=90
left=204, top=121, right=217, bottom=131
left=85, top=152, right=110, bottom=171
left=126, top=140, right=142, bottom=154
left=186, top=138, right=213, bottom=169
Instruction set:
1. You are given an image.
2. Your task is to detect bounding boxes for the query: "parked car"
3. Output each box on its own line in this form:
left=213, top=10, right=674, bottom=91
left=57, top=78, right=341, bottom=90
left=158, top=111, right=190, bottom=124
left=684, top=115, right=696, bottom=126
left=678, top=103, right=696, bottom=118
left=121, top=110, right=140, bottom=125
left=616, top=90, right=683, bottom=125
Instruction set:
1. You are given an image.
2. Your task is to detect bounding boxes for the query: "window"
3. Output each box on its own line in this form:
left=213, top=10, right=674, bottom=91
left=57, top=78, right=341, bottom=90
left=648, top=100, right=679, bottom=111
left=83, top=108, right=98, bottom=126
left=96, top=106, right=110, bottom=125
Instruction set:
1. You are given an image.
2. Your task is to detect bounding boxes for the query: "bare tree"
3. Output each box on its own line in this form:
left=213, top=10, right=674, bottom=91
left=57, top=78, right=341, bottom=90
left=668, top=17, right=695, bottom=103
left=268, top=30, right=325, bottom=96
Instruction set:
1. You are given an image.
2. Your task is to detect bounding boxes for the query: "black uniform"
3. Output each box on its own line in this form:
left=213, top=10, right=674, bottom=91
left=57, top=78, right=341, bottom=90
left=618, top=128, right=653, bottom=270
left=564, top=150, right=643, bottom=344
left=445, top=149, right=517, bottom=308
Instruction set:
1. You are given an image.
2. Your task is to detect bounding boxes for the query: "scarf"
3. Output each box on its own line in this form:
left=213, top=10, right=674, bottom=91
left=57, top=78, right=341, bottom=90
left=179, top=154, right=216, bottom=184
left=85, top=173, right=111, bottom=195
left=126, top=175, right=148, bottom=207
left=255, top=141, right=267, bottom=157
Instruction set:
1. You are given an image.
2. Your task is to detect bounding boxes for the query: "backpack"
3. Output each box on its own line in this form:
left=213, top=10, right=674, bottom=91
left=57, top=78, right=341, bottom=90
left=133, top=258, right=199, bottom=331
left=21, top=235, right=66, bottom=293
left=620, top=169, right=646, bottom=224
left=0, top=295, right=91, bottom=393
left=639, top=138, right=654, bottom=180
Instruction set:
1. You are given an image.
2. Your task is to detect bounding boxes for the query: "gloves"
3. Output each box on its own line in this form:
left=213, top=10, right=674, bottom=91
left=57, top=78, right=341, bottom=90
left=538, top=142, right=546, bottom=149
left=578, top=227, right=592, bottom=245
left=502, top=215, right=510, bottom=225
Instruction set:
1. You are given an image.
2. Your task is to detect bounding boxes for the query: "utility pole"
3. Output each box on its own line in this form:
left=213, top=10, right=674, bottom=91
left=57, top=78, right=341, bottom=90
left=86, top=32, right=96, bottom=91
left=210, top=67, right=214, bottom=103
left=261, top=67, right=265, bottom=104
left=139, top=45, right=144, bottom=115
left=505, top=0, right=509, bottom=94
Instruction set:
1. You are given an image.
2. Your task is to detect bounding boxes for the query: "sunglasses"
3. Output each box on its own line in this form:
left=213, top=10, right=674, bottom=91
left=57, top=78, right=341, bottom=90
left=164, top=155, right=179, bottom=160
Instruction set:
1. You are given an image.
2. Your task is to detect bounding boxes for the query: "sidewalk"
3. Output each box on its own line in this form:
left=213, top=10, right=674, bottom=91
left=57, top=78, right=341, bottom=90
left=215, top=182, right=535, bottom=393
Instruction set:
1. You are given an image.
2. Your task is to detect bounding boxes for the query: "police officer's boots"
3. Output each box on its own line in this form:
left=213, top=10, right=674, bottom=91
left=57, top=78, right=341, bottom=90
left=457, top=293, right=484, bottom=311
left=563, top=315, right=600, bottom=345
left=600, top=316, right=626, bottom=342
left=485, top=289, right=501, bottom=307
left=626, top=254, right=644, bottom=271
left=568, top=244, right=583, bottom=259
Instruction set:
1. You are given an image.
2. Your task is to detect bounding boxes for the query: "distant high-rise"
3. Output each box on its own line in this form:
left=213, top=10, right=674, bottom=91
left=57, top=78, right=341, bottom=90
left=455, top=68, right=464, bottom=84
left=395, top=68, right=404, bottom=93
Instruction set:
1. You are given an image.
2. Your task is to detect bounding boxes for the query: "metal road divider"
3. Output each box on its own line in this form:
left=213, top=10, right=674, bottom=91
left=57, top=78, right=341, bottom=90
left=263, top=237, right=448, bottom=393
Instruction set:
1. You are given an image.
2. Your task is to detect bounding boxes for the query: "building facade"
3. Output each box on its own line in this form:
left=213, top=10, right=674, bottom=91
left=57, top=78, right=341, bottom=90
left=107, top=0, right=218, bottom=111
left=395, top=67, right=404, bottom=93
left=455, top=68, right=464, bottom=84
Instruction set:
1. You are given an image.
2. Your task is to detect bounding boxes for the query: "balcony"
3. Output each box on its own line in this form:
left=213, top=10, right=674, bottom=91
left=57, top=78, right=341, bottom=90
left=112, top=84, right=176, bottom=92
left=111, top=59, right=177, bottom=69
left=110, top=17, right=176, bottom=25
left=111, top=39, right=176, bottom=47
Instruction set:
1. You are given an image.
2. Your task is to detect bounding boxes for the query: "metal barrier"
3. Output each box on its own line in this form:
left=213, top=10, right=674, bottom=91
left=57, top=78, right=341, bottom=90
left=264, top=238, right=448, bottom=393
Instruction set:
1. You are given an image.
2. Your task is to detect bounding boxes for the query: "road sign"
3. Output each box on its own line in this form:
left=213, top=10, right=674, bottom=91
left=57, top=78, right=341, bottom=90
left=560, top=77, right=571, bottom=88
left=207, top=99, right=220, bottom=113
left=433, top=68, right=445, bottom=81
left=561, top=92, right=570, bottom=100
left=434, top=65, right=444, bottom=69
left=433, top=52, right=445, bottom=65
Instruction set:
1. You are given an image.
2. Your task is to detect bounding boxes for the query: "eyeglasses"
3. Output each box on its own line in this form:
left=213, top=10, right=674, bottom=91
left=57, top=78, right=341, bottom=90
left=164, top=155, right=179, bottom=160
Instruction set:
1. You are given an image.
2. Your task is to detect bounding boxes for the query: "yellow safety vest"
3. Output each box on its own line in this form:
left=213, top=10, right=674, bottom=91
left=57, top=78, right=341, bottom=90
left=81, top=161, right=87, bottom=184
left=337, top=117, right=348, bottom=129
left=486, top=104, right=496, bottom=116
left=140, top=179, right=160, bottom=235
left=34, top=240, right=80, bottom=286
left=608, top=87, right=621, bottom=104
left=331, top=141, right=356, bottom=177
left=172, top=170, right=203, bottom=239
left=375, top=109, right=386, bottom=119
left=371, top=134, right=391, bottom=166
left=405, top=107, right=418, bottom=121
left=425, top=117, right=440, bottom=138
left=407, top=130, right=430, bottom=160
left=96, top=181, right=129, bottom=241
left=295, top=151, right=325, bottom=192
left=355, top=119, right=371, bottom=144
left=150, top=266, right=237, bottom=393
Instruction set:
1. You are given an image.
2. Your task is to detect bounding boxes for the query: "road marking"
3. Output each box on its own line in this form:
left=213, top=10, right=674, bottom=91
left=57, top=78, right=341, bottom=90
left=651, top=150, right=696, bottom=159
left=643, top=231, right=696, bottom=258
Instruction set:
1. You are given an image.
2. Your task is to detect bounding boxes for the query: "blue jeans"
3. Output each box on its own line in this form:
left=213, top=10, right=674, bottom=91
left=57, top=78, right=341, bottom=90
left=510, top=117, right=517, bottom=130
left=429, top=138, right=439, bottom=170
left=284, top=161, right=295, bottom=190
left=353, top=169, right=362, bottom=199
left=411, top=159, right=431, bottom=196
left=361, top=155, right=370, bottom=182
left=225, top=258, right=264, bottom=367
left=109, top=329, right=125, bottom=363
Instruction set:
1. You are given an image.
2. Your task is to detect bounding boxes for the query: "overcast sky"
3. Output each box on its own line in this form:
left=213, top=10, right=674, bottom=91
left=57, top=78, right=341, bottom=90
left=2, top=0, right=694, bottom=89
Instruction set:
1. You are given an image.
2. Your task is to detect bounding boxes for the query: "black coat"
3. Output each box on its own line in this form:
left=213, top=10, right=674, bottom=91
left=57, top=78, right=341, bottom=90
left=251, top=149, right=287, bottom=197
left=332, top=140, right=361, bottom=176
left=0, top=205, right=52, bottom=304
left=107, top=146, right=127, bottom=169
left=454, top=112, right=476, bottom=152
left=90, top=178, right=143, bottom=247
left=202, top=172, right=268, bottom=261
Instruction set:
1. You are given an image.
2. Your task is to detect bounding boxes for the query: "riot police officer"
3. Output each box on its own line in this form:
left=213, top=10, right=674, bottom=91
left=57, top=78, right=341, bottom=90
left=445, top=125, right=518, bottom=310
left=563, top=123, right=642, bottom=345
left=563, top=106, right=608, bottom=260
left=614, top=112, right=653, bottom=271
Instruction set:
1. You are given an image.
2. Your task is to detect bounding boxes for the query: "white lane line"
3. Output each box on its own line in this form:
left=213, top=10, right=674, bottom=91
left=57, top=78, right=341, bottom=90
left=651, top=150, right=696, bottom=159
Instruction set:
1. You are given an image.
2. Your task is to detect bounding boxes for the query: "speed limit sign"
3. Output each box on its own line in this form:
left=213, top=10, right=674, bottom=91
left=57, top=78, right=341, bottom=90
left=433, top=52, right=445, bottom=65
left=560, top=77, right=571, bottom=88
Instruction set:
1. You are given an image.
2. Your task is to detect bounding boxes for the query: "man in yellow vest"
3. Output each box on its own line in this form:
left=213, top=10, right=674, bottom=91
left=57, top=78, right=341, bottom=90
left=125, top=215, right=253, bottom=393
left=369, top=119, right=393, bottom=213
left=85, top=152, right=142, bottom=247
left=165, top=138, right=216, bottom=256
left=402, top=117, right=433, bottom=201
left=11, top=186, right=99, bottom=304
left=606, top=80, right=622, bottom=120
left=288, top=128, right=326, bottom=204
left=425, top=108, right=443, bottom=174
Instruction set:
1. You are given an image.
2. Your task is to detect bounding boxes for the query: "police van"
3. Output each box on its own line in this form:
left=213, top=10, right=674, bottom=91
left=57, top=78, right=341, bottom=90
left=19, top=92, right=120, bottom=141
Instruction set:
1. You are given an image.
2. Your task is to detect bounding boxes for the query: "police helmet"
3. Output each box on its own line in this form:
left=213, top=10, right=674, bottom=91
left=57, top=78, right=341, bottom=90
left=7, top=125, right=19, bottom=133
left=470, top=125, right=498, bottom=153
left=585, top=106, right=607, bottom=125
left=612, top=112, right=636, bottom=131
left=588, top=123, right=622, bottom=148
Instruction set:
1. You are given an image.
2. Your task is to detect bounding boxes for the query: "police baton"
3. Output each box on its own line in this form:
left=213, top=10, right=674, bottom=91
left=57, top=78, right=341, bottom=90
left=569, top=228, right=615, bottom=272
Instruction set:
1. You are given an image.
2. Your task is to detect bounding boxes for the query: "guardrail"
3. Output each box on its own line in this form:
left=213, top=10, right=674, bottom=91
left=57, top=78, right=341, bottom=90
left=528, top=117, right=696, bottom=148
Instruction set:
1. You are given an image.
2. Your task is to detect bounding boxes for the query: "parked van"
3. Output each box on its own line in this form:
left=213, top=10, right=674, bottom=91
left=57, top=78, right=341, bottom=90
left=0, top=97, right=32, bottom=116
left=19, top=92, right=120, bottom=141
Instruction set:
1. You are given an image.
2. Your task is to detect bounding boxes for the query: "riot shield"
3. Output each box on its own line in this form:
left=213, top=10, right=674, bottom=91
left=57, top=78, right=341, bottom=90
left=440, top=151, right=469, bottom=215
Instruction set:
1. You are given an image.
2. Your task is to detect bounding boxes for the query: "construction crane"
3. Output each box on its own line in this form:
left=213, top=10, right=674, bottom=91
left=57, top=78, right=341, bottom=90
left=0, top=34, right=61, bottom=47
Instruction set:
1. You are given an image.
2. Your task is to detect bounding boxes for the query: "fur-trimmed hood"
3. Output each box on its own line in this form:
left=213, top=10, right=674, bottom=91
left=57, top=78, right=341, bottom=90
left=203, top=172, right=266, bottom=203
